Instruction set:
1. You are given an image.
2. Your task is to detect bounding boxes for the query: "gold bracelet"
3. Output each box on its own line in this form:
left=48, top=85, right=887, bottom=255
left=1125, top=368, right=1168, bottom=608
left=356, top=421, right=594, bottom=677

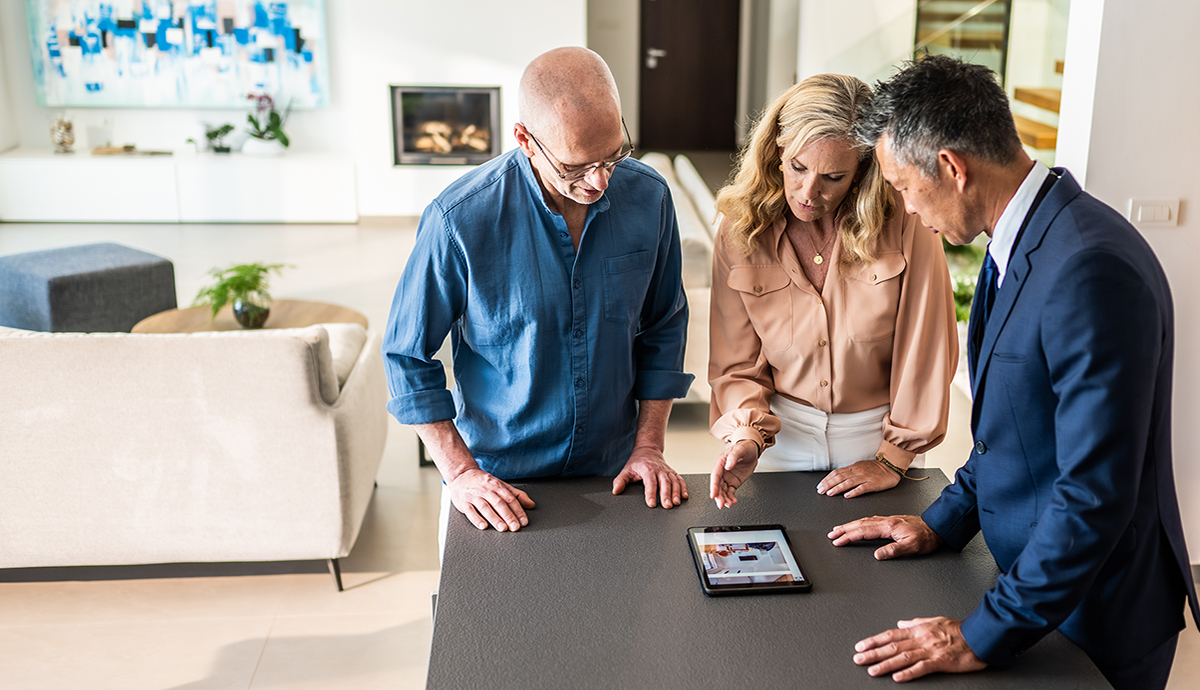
left=875, top=453, right=928, bottom=481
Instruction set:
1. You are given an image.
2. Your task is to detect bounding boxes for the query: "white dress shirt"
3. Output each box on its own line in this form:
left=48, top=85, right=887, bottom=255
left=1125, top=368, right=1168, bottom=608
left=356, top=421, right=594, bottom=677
left=988, top=161, right=1052, bottom=288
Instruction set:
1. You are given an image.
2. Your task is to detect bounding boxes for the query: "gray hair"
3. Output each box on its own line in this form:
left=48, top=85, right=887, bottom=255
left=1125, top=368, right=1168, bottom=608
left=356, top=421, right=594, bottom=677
left=854, top=55, right=1023, bottom=178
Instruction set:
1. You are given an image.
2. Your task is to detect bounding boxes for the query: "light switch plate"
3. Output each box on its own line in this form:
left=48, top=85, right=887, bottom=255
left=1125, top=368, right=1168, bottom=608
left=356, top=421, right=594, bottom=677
left=1129, top=199, right=1180, bottom=228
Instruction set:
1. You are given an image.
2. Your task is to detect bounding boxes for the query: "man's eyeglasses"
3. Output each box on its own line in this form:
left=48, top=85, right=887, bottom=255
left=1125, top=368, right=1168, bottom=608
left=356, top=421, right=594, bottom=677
left=522, top=118, right=635, bottom=181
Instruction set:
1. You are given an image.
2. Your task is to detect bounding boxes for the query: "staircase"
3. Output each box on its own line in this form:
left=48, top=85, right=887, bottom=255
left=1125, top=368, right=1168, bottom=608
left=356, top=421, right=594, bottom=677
left=915, top=1, right=1063, bottom=156
left=915, top=0, right=1012, bottom=79
left=1010, top=59, right=1064, bottom=152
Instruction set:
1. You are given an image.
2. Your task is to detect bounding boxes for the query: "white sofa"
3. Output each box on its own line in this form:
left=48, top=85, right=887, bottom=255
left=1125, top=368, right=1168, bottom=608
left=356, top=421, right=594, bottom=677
left=0, top=323, right=387, bottom=589
left=641, top=152, right=720, bottom=403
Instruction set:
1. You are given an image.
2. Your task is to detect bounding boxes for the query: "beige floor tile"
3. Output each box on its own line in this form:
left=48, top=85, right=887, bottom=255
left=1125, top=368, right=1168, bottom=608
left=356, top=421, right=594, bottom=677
left=925, top=383, right=974, bottom=477
left=274, top=569, right=439, bottom=618
left=0, top=617, right=272, bottom=690
left=250, top=613, right=432, bottom=690
left=0, top=576, right=286, bottom=627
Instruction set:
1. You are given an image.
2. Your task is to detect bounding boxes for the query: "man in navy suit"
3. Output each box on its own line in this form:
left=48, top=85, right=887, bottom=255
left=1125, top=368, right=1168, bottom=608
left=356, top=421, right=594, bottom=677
left=828, top=55, right=1198, bottom=689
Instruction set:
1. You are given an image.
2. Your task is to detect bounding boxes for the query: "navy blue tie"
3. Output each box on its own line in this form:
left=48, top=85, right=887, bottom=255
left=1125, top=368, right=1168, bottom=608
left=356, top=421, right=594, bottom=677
left=972, top=252, right=999, bottom=355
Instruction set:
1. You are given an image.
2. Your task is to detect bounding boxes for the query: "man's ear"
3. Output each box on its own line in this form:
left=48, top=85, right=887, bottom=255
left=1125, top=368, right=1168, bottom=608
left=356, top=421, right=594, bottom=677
left=937, top=149, right=969, bottom=192
left=514, top=123, right=537, bottom=159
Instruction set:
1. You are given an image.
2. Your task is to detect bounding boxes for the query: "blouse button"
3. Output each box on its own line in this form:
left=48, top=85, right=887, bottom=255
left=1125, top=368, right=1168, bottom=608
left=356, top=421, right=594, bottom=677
left=820, top=380, right=829, bottom=387
left=818, top=339, right=827, bottom=347
left=753, top=285, right=763, bottom=293
left=871, top=274, right=877, bottom=281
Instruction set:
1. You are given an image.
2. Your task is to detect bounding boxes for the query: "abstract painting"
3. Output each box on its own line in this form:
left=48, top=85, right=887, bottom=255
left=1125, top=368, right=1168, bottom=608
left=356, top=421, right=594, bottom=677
left=25, top=0, right=329, bottom=108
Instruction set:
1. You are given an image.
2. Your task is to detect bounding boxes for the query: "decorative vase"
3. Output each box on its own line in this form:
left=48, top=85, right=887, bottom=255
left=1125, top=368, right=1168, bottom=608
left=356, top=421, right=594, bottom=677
left=242, top=137, right=286, bottom=156
left=50, top=117, right=75, bottom=154
left=233, top=299, right=271, bottom=329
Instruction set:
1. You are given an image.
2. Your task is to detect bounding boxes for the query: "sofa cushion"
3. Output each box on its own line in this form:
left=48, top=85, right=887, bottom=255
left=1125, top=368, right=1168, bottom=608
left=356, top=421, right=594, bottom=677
left=640, top=152, right=713, bottom=289
left=321, top=322, right=368, bottom=389
left=674, top=154, right=720, bottom=238
left=0, top=324, right=341, bottom=405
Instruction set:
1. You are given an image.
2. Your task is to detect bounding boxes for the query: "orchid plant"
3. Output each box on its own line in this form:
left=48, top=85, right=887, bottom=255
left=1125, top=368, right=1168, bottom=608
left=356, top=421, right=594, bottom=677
left=245, top=93, right=291, bottom=147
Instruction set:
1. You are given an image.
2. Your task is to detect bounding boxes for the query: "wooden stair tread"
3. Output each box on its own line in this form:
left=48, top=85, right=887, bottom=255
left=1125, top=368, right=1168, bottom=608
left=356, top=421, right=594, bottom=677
left=1013, top=114, right=1057, bottom=149
left=1013, top=87, right=1061, bottom=113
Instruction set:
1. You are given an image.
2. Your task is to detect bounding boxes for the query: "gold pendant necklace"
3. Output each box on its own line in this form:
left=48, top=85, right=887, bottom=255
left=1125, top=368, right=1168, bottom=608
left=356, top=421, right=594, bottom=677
left=807, top=228, right=836, bottom=265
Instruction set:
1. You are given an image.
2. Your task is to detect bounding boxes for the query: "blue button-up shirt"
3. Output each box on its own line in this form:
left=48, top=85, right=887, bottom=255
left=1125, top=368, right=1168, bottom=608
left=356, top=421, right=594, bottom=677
left=382, top=148, right=693, bottom=480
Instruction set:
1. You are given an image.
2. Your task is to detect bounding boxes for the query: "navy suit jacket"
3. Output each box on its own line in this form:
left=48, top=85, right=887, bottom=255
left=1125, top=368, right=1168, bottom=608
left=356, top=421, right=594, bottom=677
left=922, top=169, right=1200, bottom=668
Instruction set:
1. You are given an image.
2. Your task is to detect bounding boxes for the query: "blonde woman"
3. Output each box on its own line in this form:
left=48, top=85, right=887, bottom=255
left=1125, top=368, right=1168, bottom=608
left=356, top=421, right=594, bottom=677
left=709, top=74, right=957, bottom=508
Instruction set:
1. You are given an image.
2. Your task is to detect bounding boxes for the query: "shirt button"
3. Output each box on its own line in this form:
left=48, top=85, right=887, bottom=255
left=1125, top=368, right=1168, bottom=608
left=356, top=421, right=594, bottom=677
left=818, top=339, right=827, bottom=347
left=575, top=378, right=584, bottom=387
left=561, top=231, right=568, bottom=238
left=975, top=441, right=988, bottom=454
left=871, top=274, right=877, bottom=281
left=576, top=426, right=586, bottom=434
left=573, top=279, right=581, bottom=289
left=574, top=329, right=583, bottom=337
left=820, top=380, right=828, bottom=387
left=753, top=285, right=763, bottom=293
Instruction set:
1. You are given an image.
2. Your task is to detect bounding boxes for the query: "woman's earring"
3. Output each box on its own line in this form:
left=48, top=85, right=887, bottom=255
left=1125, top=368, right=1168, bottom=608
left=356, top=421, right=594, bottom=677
left=852, top=185, right=859, bottom=194
left=778, top=163, right=784, bottom=172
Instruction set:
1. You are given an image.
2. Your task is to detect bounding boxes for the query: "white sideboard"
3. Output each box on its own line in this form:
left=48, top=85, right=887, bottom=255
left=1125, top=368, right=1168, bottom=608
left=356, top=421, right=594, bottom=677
left=0, top=148, right=358, bottom=223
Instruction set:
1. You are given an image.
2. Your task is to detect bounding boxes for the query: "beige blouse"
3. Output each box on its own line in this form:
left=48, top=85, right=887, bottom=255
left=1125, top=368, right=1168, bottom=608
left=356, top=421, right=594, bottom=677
left=708, top=197, right=958, bottom=466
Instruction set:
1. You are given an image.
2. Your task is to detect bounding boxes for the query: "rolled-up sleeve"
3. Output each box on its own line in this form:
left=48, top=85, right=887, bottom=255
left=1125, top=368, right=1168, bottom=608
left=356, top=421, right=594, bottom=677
left=880, top=213, right=959, bottom=461
left=382, top=203, right=466, bottom=425
left=707, top=223, right=783, bottom=450
left=632, top=187, right=695, bottom=400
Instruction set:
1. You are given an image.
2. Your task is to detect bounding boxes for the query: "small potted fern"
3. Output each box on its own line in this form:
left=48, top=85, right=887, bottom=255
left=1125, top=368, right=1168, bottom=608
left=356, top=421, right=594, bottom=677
left=193, top=262, right=290, bottom=329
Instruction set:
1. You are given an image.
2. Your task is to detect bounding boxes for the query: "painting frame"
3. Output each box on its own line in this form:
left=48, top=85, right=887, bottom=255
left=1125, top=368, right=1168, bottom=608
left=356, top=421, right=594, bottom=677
left=25, top=0, right=330, bottom=109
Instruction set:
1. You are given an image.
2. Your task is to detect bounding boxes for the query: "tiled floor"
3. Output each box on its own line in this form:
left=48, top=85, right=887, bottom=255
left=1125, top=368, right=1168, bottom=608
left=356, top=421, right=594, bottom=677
left=1, top=218, right=1196, bottom=689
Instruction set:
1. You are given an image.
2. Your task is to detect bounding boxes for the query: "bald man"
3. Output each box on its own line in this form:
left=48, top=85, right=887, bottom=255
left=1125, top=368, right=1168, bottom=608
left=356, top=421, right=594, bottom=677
left=382, top=47, right=693, bottom=544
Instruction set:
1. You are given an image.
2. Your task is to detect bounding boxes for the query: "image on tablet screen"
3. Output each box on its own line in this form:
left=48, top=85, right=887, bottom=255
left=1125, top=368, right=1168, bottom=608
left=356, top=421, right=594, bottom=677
left=691, top=529, right=805, bottom=585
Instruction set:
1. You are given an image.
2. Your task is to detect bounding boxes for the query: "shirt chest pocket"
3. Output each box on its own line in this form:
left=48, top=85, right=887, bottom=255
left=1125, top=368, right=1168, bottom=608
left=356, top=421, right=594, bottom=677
left=841, top=253, right=906, bottom=343
left=603, top=251, right=652, bottom=325
left=728, top=265, right=793, bottom=352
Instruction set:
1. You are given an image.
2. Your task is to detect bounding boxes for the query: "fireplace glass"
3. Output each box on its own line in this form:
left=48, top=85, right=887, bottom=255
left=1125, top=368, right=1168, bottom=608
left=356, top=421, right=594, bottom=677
left=391, top=86, right=501, bottom=165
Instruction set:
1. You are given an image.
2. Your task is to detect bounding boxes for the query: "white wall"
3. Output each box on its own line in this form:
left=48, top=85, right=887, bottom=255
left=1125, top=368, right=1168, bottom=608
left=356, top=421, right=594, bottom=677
left=0, top=0, right=586, bottom=217
left=0, top=26, right=16, bottom=153
left=765, top=0, right=800, bottom=102
left=798, top=0, right=915, bottom=84
left=1057, top=0, right=1200, bottom=563
left=587, top=0, right=640, bottom=144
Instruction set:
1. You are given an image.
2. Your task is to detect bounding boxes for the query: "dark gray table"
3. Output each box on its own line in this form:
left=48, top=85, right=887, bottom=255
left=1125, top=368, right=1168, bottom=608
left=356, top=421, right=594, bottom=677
left=428, top=470, right=1110, bottom=689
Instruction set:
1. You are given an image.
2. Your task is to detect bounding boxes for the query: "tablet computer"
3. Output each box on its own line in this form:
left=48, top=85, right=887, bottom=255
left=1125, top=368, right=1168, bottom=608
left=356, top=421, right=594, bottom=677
left=687, top=524, right=812, bottom=596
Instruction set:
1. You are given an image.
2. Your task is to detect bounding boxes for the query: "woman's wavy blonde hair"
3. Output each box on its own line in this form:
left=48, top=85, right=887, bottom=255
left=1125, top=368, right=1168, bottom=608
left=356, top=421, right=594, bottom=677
left=716, top=73, right=895, bottom=263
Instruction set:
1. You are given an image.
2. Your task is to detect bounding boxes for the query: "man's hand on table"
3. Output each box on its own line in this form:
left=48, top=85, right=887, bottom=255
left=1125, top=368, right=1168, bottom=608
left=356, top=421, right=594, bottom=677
left=612, top=446, right=688, bottom=508
left=448, top=468, right=536, bottom=532
left=827, top=514, right=943, bottom=560
left=710, top=439, right=758, bottom=509
left=854, top=616, right=986, bottom=682
left=816, top=459, right=901, bottom=498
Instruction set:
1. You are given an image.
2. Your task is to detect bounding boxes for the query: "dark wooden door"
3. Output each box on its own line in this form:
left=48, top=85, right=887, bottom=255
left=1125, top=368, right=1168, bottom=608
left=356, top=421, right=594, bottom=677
left=639, top=0, right=741, bottom=150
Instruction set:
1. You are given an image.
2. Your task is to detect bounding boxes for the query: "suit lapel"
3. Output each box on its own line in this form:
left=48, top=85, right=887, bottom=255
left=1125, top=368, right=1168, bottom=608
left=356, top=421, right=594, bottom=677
left=970, top=169, right=1080, bottom=430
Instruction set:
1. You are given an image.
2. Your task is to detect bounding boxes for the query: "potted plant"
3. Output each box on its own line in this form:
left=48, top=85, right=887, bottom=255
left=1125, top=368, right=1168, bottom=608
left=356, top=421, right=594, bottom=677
left=243, top=93, right=291, bottom=156
left=190, top=123, right=235, bottom=153
left=192, top=262, right=291, bottom=329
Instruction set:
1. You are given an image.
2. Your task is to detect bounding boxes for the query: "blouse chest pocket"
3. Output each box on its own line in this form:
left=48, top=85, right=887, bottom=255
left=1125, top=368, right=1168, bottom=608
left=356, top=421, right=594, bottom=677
left=728, top=265, right=793, bottom=352
left=841, top=252, right=906, bottom=343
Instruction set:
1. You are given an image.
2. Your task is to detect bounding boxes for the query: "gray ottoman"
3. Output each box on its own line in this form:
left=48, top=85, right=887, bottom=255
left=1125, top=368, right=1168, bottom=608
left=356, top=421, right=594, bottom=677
left=0, top=243, right=177, bottom=332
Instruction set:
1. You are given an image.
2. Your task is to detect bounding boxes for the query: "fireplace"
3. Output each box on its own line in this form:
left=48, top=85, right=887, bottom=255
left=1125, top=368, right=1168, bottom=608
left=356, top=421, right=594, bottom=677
left=390, top=86, right=501, bottom=165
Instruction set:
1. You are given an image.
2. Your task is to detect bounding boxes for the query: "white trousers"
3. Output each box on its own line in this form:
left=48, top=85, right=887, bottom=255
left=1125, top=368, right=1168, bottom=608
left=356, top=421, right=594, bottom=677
left=757, top=396, right=923, bottom=472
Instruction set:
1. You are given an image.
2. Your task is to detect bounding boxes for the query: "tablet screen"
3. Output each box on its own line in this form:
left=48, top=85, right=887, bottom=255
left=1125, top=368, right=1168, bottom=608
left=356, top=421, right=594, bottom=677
left=688, top=525, right=811, bottom=594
